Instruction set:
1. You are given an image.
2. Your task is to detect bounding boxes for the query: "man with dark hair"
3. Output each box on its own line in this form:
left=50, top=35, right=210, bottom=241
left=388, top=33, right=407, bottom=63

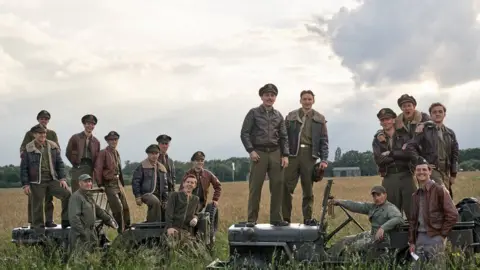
left=180, top=151, right=222, bottom=211
left=20, top=124, right=71, bottom=229
left=66, top=114, right=101, bottom=192
left=94, top=131, right=131, bottom=233
left=20, top=110, right=59, bottom=227
left=132, top=144, right=169, bottom=222
left=283, top=90, right=329, bottom=225
left=372, top=108, right=415, bottom=217
left=156, top=134, right=176, bottom=192
left=240, top=83, right=290, bottom=227
left=406, top=103, right=459, bottom=198
left=408, top=158, right=458, bottom=268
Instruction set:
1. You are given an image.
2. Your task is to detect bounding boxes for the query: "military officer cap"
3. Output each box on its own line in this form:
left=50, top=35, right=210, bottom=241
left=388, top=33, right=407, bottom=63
left=146, top=144, right=161, bottom=153
left=377, top=108, right=397, bottom=120
left=371, top=185, right=387, bottom=194
left=37, top=110, right=51, bottom=120
left=30, top=124, right=47, bottom=134
left=191, top=151, right=205, bottom=161
left=156, top=134, right=172, bottom=143
left=104, top=131, right=120, bottom=141
left=78, top=174, right=92, bottom=181
left=81, top=114, right=98, bottom=124
left=397, top=94, right=417, bottom=107
left=258, top=83, right=278, bottom=96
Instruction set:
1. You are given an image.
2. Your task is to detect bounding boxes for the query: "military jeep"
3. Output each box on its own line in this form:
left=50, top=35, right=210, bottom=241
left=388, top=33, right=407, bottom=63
left=207, top=179, right=480, bottom=269
left=11, top=188, right=114, bottom=250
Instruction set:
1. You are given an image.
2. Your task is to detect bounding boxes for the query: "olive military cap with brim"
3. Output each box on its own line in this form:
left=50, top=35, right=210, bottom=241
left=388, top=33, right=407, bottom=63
left=30, top=124, right=47, bottom=134
left=104, top=131, right=120, bottom=141
left=156, top=134, right=172, bottom=143
left=81, top=114, right=98, bottom=124
left=37, top=110, right=51, bottom=120
left=258, top=83, right=278, bottom=96
left=371, top=185, right=387, bottom=194
left=191, top=151, right=205, bottom=161
left=377, top=108, right=397, bottom=120
left=78, top=174, right=93, bottom=181
left=397, top=94, right=417, bottom=107
left=146, top=144, right=161, bottom=153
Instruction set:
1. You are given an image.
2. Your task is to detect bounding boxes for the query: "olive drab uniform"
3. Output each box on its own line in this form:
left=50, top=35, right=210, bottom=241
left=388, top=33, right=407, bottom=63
left=283, top=108, right=329, bottom=224
left=165, top=191, right=200, bottom=235
left=240, top=84, right=290, bottom=225
left=373, top=108, right=416, bottom=218
left=329, top=198, right=404, bottom=259
left=20, top=128, right=60, bottom=225
left=95, top=143, right=131, bottom=234
left=68, top=188, right=114, bottom=254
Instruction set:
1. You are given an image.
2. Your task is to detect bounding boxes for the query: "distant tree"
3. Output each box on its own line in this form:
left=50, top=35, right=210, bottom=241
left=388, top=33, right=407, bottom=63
left=334, top=147, right=342, bottom=162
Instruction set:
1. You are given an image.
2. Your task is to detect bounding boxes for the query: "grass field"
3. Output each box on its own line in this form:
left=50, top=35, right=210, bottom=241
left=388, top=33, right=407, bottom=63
left=1, top=172, right=479, bottom=269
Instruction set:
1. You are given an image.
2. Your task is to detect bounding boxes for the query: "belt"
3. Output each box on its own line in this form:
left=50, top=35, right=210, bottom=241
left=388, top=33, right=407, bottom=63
left=386, top=166, right=409, bottom=174
left=254, top=146, right=279, bottom=153
left=299, top=144, right=311, bottom=148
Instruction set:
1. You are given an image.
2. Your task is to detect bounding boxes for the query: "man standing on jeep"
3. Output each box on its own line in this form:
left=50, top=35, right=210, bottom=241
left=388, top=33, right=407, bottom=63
left=283, top=90, right=329, bottom=226
left=66, top=114, right=101, bottom=193
left=408, top=158, right=458, bottom=268
left=328, top=185, right=404, bottom=259
left=240, top=83, right=290, bottom=227
left=132, top=144, right=169, bottom=222
left=156, top=134, right=176, bottom=192
left=372, top=108, right=416, bottom=218
left=180, top=151, right=221, bottom=211
left=94, top=131, right=131, bottom=233
left=20, top=110, right=60, bottom=227
left=395, top=94, right=430, bottom=139
left=20, top=124, right=71, bottom=229
left=406, top=103, right=459, bottom=198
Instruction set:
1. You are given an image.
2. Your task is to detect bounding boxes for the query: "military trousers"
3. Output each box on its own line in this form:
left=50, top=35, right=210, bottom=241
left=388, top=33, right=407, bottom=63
left=381, top=170, right=416, bottom=219
left=431, top=169, right=453, bottom=199
left=247, top=148, right=285, bottom=223
left=27, top=193, right=54, bottom=224
left=141, top=193, right=162, bottom=222
left=413, top=232, right=446, bottom=270
left=30, top=178, right=71, bottom=228
left=70, top=163, right=93, bottom=193
left=282, top=146, right=316, bottom=222
left=104, top=180, right=131, bottom=233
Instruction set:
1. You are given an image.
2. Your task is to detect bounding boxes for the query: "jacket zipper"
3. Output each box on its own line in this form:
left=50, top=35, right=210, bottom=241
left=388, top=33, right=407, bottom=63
left=182, top=194, right=190, bottom=228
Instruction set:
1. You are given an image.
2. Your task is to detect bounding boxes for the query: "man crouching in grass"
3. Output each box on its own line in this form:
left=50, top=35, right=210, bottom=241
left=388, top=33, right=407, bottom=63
left=328, top=186, right=404, bottom=261
left=165, top=174, right=200, bottom=244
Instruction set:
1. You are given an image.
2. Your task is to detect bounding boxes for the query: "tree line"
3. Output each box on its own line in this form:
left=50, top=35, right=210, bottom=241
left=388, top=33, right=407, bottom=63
left=1, top=147, right=480, bottom=188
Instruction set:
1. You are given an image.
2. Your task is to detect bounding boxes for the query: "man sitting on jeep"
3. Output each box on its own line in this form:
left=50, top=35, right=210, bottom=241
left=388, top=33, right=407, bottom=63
left=328, top=185, right=404, bottom=259
left=165, top=174, right=200, bottom=238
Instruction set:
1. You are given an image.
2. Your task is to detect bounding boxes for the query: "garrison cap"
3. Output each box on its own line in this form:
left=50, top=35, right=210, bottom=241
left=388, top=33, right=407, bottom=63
left=415, top=157, right=429, bottom=167
left=37, top=110, right=51, bottom=120
left=146, top=144, right=161, bottom=153
left=371, top=185, right=387, bottom=194
left=78, top=174, right=92, bottom=181
left=397, top=94, right=417, bottom=107
left=81, top=114, right=98, bottom=125
left=258, top=83, right=278, bottom=96
left=377, top=108, right=397, bottom=120
left=156, top=134, right=172, bottom=143
left=30, top=124, right=47, bottom=134
left=191, top=151, right=205, bottom=161
left=104, top=131, right=120, bottom=141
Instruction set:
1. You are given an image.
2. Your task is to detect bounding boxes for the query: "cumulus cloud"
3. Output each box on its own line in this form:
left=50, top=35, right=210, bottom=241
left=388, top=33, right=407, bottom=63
left=307, top=0, right=480, bottom=88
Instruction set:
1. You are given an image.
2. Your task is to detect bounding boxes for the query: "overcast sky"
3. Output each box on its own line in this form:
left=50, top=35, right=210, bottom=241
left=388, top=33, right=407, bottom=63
left=1, top=0, right=479, bottom=166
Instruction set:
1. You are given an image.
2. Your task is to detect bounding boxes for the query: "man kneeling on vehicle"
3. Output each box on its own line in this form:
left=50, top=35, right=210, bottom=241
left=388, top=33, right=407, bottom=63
left=328, top=185, right=404, bottom=258
left=166, top=174, right=200, bottom=239
left=68, top=174, right=117, bottom=255
left=132, top=144, right=169, bottom=222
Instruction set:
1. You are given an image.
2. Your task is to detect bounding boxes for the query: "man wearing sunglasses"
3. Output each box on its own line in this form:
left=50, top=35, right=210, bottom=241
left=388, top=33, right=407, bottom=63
left=328, top=185, right=404, bottom=259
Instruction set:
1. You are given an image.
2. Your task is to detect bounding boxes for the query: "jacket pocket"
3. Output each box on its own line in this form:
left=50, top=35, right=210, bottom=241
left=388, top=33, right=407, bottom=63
left=429, top=212, right=444, bottom=229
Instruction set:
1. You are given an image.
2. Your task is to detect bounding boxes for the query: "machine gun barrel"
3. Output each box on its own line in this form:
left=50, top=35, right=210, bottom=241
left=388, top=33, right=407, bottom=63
left=318, top=179, right=333, bottom=233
